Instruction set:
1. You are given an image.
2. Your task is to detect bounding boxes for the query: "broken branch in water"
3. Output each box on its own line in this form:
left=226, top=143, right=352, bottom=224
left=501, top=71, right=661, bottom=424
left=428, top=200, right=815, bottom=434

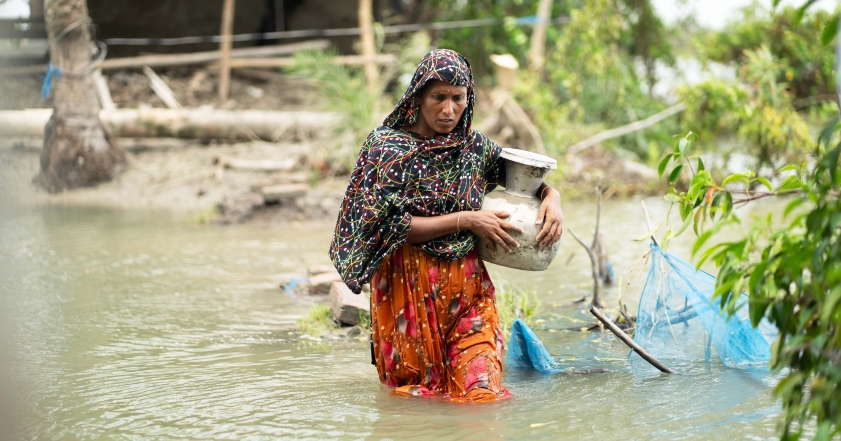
left=590, top=306, right=676, bottom=374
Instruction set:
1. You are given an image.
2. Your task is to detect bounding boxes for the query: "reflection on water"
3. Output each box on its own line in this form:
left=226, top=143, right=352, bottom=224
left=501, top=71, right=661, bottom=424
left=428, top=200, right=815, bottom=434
left=0, top=199, right=782, bottom=440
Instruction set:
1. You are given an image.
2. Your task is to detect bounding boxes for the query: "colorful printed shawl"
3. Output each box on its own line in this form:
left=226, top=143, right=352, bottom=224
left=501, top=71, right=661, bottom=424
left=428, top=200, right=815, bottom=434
left=329, top=49, right=505, bottom=293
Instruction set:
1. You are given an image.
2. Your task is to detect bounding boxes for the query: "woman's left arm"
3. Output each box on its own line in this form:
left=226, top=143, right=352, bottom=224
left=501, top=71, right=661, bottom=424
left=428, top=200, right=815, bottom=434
left=534, top=182, right=563, bottom=246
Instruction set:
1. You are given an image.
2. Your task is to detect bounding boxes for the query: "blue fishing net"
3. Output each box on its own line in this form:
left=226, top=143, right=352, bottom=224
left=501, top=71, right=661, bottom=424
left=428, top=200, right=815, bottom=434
left=634, top=242, right=777, bottom=368
left=507, top=318, right=564, bottom=372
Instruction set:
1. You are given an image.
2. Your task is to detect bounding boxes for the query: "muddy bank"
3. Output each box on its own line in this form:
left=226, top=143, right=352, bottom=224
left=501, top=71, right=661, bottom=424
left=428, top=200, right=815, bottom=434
left=0, top=137, right=347, bottom=224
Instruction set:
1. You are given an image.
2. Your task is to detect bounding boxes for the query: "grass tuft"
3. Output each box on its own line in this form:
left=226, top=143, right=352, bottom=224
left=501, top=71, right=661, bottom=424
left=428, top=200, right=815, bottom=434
left=297, top=304, right=338, bottom=337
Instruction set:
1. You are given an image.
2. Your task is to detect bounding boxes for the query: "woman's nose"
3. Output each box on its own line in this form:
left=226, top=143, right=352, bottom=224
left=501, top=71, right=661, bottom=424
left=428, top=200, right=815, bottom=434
left=442, top=99, right=453, bottom=115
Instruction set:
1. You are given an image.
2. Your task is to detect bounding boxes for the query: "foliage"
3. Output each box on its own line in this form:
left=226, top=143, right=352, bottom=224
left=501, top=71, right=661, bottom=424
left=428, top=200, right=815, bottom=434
left=493, top=274, right=542, bottom=339
left=429, top=0, right=677, bottom=159
left=702, top=4, right=837, bottom=101
left=678, top=46, right=814, bottom=172
left=288, top=33, right=431, bottom=172
left=657, top=125, right=841, bottom=440
left=297, top=304, right=338, bottom=338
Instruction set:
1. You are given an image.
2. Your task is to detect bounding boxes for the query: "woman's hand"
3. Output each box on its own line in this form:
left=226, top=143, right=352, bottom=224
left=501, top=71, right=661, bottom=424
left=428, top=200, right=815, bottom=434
left=535, top=187, right=563, bottom=247
left=464, top=211, right=523, bottom=254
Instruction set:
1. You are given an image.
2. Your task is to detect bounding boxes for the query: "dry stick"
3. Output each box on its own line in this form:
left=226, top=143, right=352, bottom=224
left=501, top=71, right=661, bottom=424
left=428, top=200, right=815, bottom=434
left=569, top=228, right=603, bottom=308
left=218, top=0, right=237, bottom=103
left=567, top=103, right=686, bottom=156
left=590, top=306, right=676, bottom=374
left=640, top=200, right=659, bottom=246
left=143, top=66, right=181, bottom=109
left=91, top=69, right=116, bottom=110
left=567, top=180, right=605, bottom=307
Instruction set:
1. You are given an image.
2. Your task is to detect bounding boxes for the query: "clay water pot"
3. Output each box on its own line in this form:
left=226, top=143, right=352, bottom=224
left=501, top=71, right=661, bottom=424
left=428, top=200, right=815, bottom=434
left=478, top=148, right=560, bottom=271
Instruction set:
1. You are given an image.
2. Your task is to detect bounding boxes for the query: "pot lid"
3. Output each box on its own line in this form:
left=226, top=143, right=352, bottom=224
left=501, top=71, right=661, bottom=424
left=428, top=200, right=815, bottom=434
left=500, top=148, right=557, bottom=169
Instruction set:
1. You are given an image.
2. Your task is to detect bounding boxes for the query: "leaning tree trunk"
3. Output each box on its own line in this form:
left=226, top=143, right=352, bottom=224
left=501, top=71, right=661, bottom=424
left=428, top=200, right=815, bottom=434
left=37, top=0, right=125, bottom=193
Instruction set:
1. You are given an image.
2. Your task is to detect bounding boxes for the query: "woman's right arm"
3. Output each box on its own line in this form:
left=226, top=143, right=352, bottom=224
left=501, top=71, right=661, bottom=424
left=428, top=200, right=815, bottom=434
left=407, top=211, right=523, bottom=253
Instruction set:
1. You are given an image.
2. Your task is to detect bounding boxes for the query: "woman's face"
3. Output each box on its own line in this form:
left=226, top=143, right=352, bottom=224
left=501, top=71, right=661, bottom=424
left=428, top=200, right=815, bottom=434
left=415, top=80, right=468, bottom=136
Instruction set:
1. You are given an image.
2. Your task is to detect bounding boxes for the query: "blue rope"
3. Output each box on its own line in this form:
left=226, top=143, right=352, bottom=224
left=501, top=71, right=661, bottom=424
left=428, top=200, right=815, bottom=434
left=41, top=63, right=63, bottom=100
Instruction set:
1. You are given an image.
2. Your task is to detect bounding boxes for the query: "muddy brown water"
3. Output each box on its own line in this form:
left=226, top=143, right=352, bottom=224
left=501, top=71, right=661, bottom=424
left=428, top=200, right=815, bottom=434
left=0, top=197, right=785, bottom=440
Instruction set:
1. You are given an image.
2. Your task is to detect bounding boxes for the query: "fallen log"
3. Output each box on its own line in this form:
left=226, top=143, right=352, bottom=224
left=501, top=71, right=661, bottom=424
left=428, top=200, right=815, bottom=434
left=0, top=108, right=340, bottom=140
left=590, top=306, right=676, bottom=374
left=215, top=155, right=298, bottom=172
left=260, top=183, right=309, bottom=204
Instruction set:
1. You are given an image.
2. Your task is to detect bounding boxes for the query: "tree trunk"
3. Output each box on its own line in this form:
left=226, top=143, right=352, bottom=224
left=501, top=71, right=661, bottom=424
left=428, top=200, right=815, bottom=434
left=38, top=0, right=125, bottom=193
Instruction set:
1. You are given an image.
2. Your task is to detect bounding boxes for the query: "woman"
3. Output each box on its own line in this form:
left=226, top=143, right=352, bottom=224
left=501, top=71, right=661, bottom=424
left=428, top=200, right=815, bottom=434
left=329, top=49, right=562, bottom=402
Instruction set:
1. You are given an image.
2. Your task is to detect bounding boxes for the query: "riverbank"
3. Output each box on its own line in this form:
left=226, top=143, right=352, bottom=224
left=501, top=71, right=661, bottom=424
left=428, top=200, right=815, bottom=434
left=1, top=133, right=664, bottom=225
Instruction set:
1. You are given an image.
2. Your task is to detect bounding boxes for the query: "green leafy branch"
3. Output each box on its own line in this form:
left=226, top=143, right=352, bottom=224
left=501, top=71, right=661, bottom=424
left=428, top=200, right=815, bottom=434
left=655, top=131, right=806, bottom=252
left=658, top=124, right=841, bottom=440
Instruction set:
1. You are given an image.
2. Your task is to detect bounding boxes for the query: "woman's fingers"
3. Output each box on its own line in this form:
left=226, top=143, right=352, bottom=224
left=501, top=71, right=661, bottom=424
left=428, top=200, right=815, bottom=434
left=536, top=203, right=547, bottom=226
left=493, top=211, right=510, bottom=219
left=491, top=232, right=512, bottom=253
left=499, top=220, right=523, bottom=235
left=535, top=218, right=552, bottom=243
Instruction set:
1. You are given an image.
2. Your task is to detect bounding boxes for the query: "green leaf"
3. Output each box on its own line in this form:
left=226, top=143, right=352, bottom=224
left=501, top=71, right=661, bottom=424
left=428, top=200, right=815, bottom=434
left=778, top=164, right=800, bottom=173
left=821, top=13, right=839, bottom=46
left=678, top=138, right=689, bottom=156
left=721, top=173, right=744, bottom=187
left=664, top=194, right=681, bottom=203
left=784, top=197, right=804, bottom=218
left=777, top=175, right=802, bottom=192
left=669, top=164, right=684, bottom=184
left=748, top=298, right=769, bottom=328
left=693, top=205, right=704, bottom=236
left=696, top=242, right=727, bottom=268
left=697, top=157, right=705, bottom=173
left=821, top=287, right=841, bottom=325
left=793, top=0, right=819, bottom=29
left=680, top=202, right=691, bottom=221
left=710, top=192, right=724, bottom=221
left=633, top=222, right=661, bottom=241
left=827, top=143, right=841, bottom=184
left=674, top=210, right=694, bottom=236
left=661, top=229, right=672, bottom=250
left=772, top=0, right=781, bottom=8
left=723, top=192, right=733, bottom=220
left=658, top=154, right=672, bottom=177
left=755, top=177, right=773, bottom=191
left=774, top=372, right=805, bottom=398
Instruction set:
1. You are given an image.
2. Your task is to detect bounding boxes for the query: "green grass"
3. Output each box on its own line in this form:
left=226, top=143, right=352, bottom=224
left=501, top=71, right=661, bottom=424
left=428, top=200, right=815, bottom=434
left=297, top=304, right=338, bottom=337
left=493, top=274, right=542, bottom=339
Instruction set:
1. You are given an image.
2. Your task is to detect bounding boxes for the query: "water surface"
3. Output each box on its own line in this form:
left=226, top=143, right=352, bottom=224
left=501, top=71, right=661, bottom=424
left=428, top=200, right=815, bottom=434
left=0, top=199, right=783, bottom=440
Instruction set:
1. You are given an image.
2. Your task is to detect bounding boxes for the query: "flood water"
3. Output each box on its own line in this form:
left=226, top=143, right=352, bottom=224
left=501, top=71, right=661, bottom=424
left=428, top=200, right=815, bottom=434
left=0, top=197, right=784, bottom=440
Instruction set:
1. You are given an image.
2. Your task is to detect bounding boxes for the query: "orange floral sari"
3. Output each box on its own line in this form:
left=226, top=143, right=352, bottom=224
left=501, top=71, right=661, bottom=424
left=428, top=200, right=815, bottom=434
left=370, top=243, right=510, bottom=402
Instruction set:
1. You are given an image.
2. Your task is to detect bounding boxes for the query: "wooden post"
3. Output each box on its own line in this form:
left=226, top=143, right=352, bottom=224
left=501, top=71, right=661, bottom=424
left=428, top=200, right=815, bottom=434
left=38, top=0, right=125, bottom=192
left=218, top=0, right=236, bottom=103
left=528, top=0, right=553, bottom=72
left=358, top=0, right=378, bottom=91
left=30, top=0, right=45, bottom=18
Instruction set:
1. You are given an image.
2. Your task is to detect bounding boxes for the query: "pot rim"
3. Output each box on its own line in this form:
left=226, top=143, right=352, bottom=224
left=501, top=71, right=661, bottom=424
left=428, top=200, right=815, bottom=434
left=500, top=148, right=557, bottom=170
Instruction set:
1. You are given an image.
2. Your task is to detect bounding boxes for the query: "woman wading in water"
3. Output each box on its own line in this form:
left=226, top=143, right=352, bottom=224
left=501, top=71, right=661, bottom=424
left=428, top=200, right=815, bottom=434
left=329, top=49, right=562, bottom=402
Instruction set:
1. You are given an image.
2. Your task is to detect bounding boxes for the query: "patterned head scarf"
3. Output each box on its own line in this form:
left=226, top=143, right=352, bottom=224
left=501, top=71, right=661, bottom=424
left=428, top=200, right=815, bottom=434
left=384, top=49, right=475, bottom=141
left=330, top=49, right=504, bottom=293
